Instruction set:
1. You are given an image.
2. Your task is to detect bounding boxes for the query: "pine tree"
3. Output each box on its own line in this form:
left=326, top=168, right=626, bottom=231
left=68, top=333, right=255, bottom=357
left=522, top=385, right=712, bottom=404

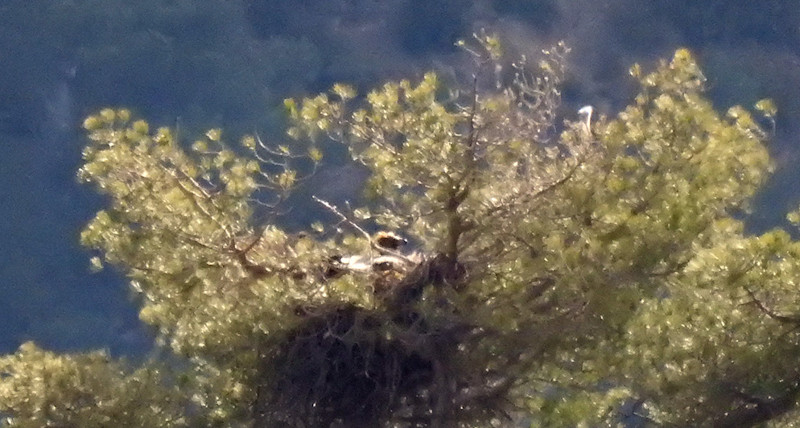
left=3, top=36, right=793, bottom=427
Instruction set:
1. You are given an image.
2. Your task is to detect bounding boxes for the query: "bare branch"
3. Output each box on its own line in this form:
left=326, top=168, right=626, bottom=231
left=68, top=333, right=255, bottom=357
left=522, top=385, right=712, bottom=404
left=743, top=287, right=800, bottom=325
left=312, top=196, right=417, bottom=266
left=313, top=196, right=372, bottom=243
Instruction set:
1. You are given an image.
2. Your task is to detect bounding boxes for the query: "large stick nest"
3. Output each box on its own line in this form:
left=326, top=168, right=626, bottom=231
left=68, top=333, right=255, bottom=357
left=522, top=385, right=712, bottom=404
left=252, top=255, right=513, bottom=427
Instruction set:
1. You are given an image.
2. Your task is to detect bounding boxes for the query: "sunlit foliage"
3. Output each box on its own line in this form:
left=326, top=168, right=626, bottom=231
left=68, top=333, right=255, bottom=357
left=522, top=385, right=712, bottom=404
left=0, top=343, right=185, bottom=427
left=1, top=37, right=793, bottom=427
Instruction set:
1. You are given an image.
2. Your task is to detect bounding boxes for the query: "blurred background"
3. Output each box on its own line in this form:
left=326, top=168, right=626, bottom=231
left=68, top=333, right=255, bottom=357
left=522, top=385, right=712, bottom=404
left=2, top=0, right=800, bottom=356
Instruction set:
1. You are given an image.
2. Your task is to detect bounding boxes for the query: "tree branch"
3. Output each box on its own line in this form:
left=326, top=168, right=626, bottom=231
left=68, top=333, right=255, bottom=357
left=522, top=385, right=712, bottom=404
left=743, top=287, right=800, bottom=325
left=713, top=381, right=800, bottom=428
left=313, top=196, right=416, bottom=265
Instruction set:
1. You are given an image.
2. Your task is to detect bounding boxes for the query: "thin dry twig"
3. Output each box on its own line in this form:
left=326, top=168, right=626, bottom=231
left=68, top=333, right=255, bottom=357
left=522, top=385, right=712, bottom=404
left=312, top=196, right=417, bottom=265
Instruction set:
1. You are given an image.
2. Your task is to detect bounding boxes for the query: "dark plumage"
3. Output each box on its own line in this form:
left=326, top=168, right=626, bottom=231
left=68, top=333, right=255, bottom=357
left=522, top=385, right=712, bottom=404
left=375, top=231, right=407, bottom=250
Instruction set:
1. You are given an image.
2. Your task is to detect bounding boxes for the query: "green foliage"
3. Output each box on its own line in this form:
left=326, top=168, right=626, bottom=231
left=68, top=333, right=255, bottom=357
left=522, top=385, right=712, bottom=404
left=0, top=342, right=185, bottom=427
left=2, top=42, right=793, bottom=427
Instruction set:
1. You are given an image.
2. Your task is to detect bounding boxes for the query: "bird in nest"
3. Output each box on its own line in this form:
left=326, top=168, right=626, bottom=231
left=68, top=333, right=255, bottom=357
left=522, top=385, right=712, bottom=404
left=374, top=231, right=407, bottom=251
left=323, top=231, right=418, bottom=283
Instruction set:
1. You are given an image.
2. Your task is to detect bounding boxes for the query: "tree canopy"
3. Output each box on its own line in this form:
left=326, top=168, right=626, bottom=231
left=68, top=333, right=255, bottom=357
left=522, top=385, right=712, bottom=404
left=3, top=37, right=797, bottom=427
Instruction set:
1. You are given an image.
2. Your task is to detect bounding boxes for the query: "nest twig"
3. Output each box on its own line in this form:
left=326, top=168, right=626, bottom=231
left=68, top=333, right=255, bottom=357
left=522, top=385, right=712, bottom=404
left=251, top=253, right=511, bottom=428
left=254, top=304, right=436, bottom=427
